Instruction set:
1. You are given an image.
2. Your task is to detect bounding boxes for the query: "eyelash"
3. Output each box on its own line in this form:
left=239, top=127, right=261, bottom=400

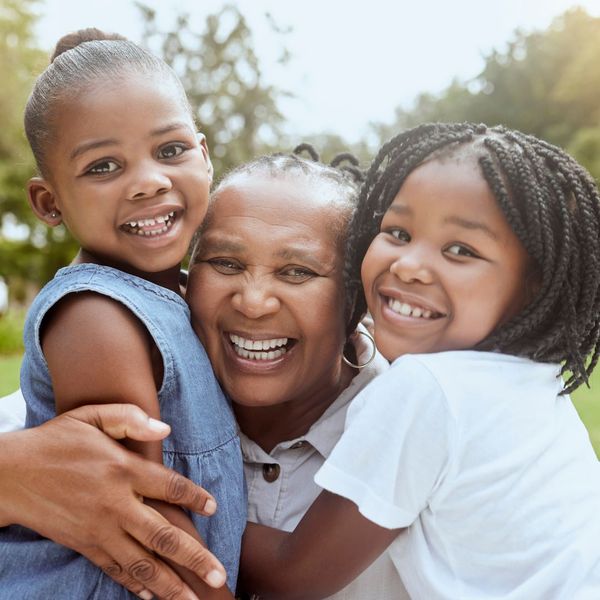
left=383, top=228, right=481, bottom=259
left=205, top=259, right=317, bottom=282
left=83, top=143, right=190, bottom=176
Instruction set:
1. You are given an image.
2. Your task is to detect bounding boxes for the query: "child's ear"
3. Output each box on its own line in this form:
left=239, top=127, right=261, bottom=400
left=196, top=132, right=214, bottom=184
left=27, top=177, right=62, bottom=226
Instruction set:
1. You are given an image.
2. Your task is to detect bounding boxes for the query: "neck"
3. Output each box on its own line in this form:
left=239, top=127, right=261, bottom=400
left=234, top=362, right=355, bottom=453
left=73, top=249, right=183, bottom=295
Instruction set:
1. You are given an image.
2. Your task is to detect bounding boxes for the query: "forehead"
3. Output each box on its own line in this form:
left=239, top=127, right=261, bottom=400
left=202, top=176, right=345, bottom=256
left=52, top=72, right=193, bottom=144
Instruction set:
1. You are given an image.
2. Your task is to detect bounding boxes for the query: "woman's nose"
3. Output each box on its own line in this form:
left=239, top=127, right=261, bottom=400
left=389, top=247, right=435, bottom=284
left=126, top=164, right=172, bottom=200
left=231, top=282, right=281, bottom=319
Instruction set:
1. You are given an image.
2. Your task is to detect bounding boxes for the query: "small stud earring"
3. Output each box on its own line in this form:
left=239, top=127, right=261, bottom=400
left=50, top=210, right=59, bottom=218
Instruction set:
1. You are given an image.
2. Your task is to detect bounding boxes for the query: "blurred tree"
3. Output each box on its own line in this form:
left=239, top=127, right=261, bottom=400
left=137, top=2, right=289, bottom=180
left=372, top=8, right=600, bottom=179
left=0, top=0, right=74, bottom=297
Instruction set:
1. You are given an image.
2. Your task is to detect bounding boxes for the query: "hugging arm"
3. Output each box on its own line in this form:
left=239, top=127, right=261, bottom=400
left=41, top=292, right=233, bottom=599
left=240, top=490, right=401, bottom=600
left=0, top=403, right=223, bottom=599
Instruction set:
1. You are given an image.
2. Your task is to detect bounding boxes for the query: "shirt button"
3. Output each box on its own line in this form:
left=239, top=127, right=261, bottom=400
left=262, top=463, right=280, bottom=483
left=290, top=441, right=306, bottom=449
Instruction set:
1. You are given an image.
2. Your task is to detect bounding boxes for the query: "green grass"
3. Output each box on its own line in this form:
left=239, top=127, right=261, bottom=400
left=0, top=354, right=22, bottom=396
left=0, top=353, right=598, bottom=455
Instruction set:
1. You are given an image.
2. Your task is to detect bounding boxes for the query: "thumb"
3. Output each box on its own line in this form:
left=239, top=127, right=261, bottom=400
left=63, top=403, right=171, bottom=441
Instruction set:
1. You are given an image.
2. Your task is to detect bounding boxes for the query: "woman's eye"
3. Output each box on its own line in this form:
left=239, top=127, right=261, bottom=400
left=87, top=160, right=119, bottom=175
left=279, top=266, right=316, bottom=283
left=158, top=144, right=187, bottom=159
left=207, top=258, right=243, bottom=274
left=386, top=228, right=411, bottom=243
left=445, top=244, right=478, bottom=258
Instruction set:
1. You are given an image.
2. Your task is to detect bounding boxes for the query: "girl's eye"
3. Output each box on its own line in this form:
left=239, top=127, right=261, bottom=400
left=158, top=143, right=187, bottom=159
left=87, top=160, right=119, bottom=175
left=445, top=244, right=479, bottom=258
left=207, top=258, right=243, bottom=274
left=279, top=266, right=317, bottom=283
left=386, top=228, right=411, bottom=243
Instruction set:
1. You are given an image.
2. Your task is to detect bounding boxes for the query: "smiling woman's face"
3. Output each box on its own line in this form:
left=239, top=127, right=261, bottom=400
left=186, top=173, right=350, bottom=409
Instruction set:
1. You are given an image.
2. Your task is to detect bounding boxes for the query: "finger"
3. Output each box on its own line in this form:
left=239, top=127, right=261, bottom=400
left=86, top=541, right=200, bottom=600
left=86, top=548, right=152, bottom=598
left=64, top=403, right=171, bottom=441
left=128, top=457, right=217, bottom=516
left=124, top=504, right=227, bottom=589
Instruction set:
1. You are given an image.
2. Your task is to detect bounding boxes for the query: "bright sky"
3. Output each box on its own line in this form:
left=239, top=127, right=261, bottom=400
left=35, top=0, right=600, bottom=143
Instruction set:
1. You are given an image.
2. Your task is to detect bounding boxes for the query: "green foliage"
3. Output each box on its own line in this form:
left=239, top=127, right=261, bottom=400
left=0, top=309, right=25, bottom=355
left=374, top=8, right=600, bottom=181
left=137, top=3, right=289, bottom=180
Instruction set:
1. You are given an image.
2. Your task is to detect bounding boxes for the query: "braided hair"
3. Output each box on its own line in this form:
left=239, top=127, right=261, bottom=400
left=192, top=143, right=365, bottom=332
left=345, top=122, right=600, bottom=393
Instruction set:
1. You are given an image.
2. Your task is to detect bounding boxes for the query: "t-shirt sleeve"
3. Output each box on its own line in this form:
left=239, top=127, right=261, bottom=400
left=314, top=355, right=455, bottom=529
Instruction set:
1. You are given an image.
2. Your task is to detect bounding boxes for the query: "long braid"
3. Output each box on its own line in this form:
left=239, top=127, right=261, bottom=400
left=346, top=122, right=600, bottom=393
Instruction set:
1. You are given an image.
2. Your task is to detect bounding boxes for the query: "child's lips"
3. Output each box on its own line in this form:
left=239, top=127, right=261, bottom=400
left=384, top=295, right=445, bottom=319
left=378, top=287, right=446, bottom=319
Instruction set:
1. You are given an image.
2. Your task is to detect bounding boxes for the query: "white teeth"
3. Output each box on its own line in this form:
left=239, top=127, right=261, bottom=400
left=125, top=211, right=175, bottom=231
left=228, top=334, right=289, bottom=358
left=387, top=297, right=437, bottom=319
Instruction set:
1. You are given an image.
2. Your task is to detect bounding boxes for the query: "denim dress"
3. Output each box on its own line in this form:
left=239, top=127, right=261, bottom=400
left=0, top=264, right=246, bottom=598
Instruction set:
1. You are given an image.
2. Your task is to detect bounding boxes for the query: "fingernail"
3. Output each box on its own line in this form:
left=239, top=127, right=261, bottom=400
left=206, top=569, right=226, bottom=588
left=204, top=498, right=217, bottom=515
left=138, top=590, right=153, bottom=600
left=148, top=418, right=170, bottom=434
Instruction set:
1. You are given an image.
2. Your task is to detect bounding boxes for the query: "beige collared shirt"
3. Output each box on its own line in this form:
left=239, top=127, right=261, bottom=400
left=240, top=331, right=410, bottom=599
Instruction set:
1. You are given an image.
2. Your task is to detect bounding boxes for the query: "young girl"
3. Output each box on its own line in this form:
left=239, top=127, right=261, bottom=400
left=0, top=30, right=245, bottom=598
left=240, top=122, right=600, bottom=599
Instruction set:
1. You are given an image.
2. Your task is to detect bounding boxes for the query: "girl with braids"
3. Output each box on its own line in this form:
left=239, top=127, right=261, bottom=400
left=241, top=123, right=600, bottom=599
left=0, top=29, right=246, bottom=599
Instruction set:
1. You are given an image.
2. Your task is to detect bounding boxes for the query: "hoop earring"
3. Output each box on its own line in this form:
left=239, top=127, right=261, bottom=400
left=342, top=330, right=377, bottom=370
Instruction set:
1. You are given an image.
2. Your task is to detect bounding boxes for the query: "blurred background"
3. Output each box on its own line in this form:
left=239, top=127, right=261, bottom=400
left=0, top=0, right=598, bottom=450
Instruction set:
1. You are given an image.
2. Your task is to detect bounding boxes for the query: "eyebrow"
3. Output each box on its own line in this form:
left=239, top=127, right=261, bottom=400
left=275, top=246, right=329, bottom=271
left=443, top=216, right=499, bottom=240
left=387, top=203, right=499, bottom=240
left=69, top=121, right=193, bottom=161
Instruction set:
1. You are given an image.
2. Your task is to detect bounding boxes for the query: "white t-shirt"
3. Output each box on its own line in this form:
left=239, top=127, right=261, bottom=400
left=315, top=351, right=600, bottom=600
left=242, top=336, right=409, bottom=599
left=0, top=389, right=26, bottom=432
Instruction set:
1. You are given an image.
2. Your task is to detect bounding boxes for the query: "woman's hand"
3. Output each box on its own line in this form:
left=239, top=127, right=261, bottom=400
left=0, top=403, right=225, bottom=600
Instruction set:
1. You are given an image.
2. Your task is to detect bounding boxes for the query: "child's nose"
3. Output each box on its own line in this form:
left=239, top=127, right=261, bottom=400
left=126, top=165, right=172, bottom=200
left=389, top=248, right=435, bottom=284
left=232, top=281, right=281, bottom=319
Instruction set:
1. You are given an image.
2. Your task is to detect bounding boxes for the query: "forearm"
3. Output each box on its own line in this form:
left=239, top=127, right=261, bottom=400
left=240, top=492, right=401, bottom=600
left=0, top=427, right=41, bottom=527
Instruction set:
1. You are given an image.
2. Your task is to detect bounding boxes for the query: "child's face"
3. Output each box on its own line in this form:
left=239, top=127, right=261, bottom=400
left=34, top=72, right=211, bottom=275
left=361, top=157, right=531, bottom=362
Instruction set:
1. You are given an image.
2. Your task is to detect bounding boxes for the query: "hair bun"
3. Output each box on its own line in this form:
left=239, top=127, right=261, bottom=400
left=51, top=28, right=127, bottom=62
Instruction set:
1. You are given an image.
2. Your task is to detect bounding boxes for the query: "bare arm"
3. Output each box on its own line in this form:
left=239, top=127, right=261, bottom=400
left=240, top=490, right=402, bottom=600
left=41, top=293, right=233, bottom=599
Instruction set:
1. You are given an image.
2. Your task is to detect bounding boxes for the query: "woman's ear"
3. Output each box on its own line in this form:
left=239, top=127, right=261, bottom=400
left=196, top=132, right=214, bottom=184
left=27, top=177, right=62, bottom=226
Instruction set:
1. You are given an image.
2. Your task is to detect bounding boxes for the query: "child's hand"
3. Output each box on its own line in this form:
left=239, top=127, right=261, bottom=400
left=1, top=403, right=226, bottom=600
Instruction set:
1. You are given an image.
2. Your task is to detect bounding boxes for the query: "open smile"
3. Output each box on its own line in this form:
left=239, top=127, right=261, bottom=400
left=227, top=333, right=297, bottom=362
left=120, top=210, right=180, bottom=236
left=383, top=295, right=446, bottom=320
